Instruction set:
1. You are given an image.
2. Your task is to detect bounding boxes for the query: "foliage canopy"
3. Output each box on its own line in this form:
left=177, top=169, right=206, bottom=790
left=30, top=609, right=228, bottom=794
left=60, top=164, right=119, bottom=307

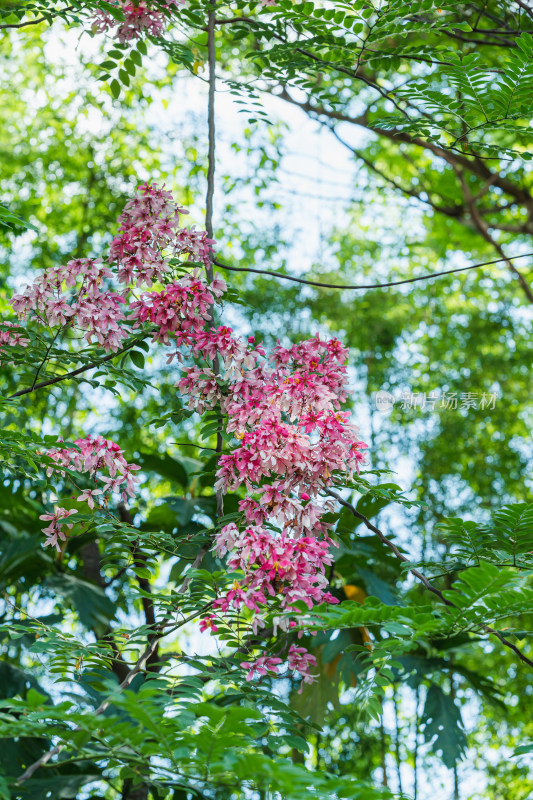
left=0, top=2, right=532, bottom=799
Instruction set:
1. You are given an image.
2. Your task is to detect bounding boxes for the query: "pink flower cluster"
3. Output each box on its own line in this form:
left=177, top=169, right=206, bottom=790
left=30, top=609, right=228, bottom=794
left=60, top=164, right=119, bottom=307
left=0, top=321, right=29, bottom=353
left=39, top=507, right=78, bottom=551
left=165, top=283, right=366, bottom=686
left=11, top=258, right=129, bottom=352
left=41, top=435, right=141, bottom=550
left=92, top=0, right=183, bottom=42
left=8, top=181, right=365, bottom=688
left=214, top=528, right=336, bottom=613
left=9, top=183, right=215, bottom=353
left=130, top=272, right=225, bottom=344
left=241, top=646, right=317, bottom=692
left=110, top=183, right=214, bottom=286
left=46, top=435, right=140, bottom=500
left=108, top=246, right=366, bottom=686
left=173, top=328, right=366, bottom=647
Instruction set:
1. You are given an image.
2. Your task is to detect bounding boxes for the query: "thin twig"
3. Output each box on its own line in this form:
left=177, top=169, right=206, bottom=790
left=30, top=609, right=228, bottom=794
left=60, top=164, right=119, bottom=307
left=213, top=253, right=533, bottom=292
left=8, top=333, right=150, bottom=400
left=31, top=327, right=62, bottom=390
left=204, top=0, right=224, bottom=520
left=173, top=442, right=218, bottom=451
left=455, top=167, right=533, bottom=303
left=0, top=6, right=74, bottom=29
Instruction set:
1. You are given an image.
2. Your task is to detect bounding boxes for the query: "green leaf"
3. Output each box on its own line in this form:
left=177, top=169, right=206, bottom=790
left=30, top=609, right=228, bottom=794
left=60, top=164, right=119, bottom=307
left=514, top=742, right=533, bottom=756
left=422, top=684, right=467, bottom=768
left=124, top=59, right=136, bottom=76
left=137, top=452, right=188, bottom=487
left=0, top=204, right=38, bottom=232
left=98, top=1, right=125, bottom=21
left=129, top=350, right=145, bottom=369
left=25, top=687, right=48, bottom=707
left=47, top=574, right=115, bottom=629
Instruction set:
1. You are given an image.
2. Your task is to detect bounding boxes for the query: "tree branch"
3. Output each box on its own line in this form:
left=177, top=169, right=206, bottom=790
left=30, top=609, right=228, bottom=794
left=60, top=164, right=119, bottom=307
left=0, top=8, right=71, bottom=29
left=456, top=168, right=533, bottom=303
left=8, top=333, right=150, bottom=400
left=273, top=88, right=533, bottom=215
left=329, top=126, right=466, bottom=218
left=326, top=489, right=533, bottom=669
left=514, top=0, right=533, bottom=22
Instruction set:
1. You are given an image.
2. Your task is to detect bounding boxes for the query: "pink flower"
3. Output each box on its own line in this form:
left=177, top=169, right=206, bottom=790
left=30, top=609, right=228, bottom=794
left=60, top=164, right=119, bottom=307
left=40, top=508, right=77, bottom=551
left=92, top=0, right=185, bottom=42
left=199, top=615, right=219, bottom=633
left=241, top=656, right=283, bottom=681
left=76, top=489, right=103, bottom=510
left=288, top=645, right=318, bottom=692
left=0, top=322, right=29, bottom=355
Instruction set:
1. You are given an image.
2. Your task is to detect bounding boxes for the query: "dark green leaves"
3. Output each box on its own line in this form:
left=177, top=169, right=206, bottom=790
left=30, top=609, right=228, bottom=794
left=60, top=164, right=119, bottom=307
left=422, top=684, right=467, bottom=768
left=0, top=663, right=50, bottom=702
left=129, top=349, right=145, bottom=369
left=0, top=204, right=38, bottom=233
left=137, top=451, right=188, bottom=487
left=47, top=574, right=115, bottom=629
left=439, top=503, right=533, bottom=568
